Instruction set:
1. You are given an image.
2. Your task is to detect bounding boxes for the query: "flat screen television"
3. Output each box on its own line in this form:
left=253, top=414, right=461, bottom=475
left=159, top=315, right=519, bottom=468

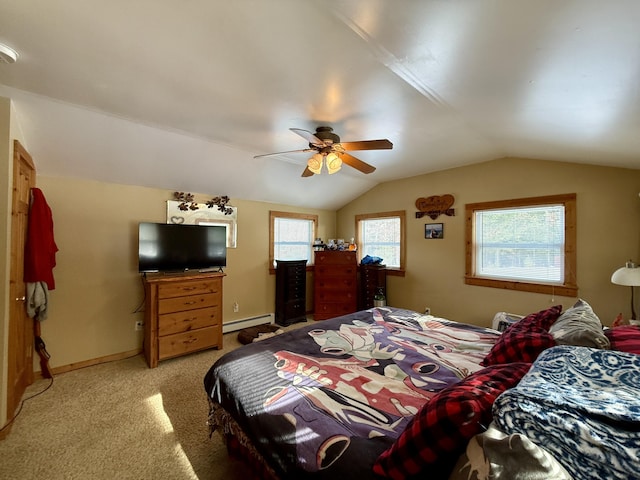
left=138, top=222, right=227, bottom=273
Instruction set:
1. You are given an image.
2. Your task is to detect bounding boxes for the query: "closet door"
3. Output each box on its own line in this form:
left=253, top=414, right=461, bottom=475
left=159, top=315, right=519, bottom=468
left=6, top=140, right=36, bottom=430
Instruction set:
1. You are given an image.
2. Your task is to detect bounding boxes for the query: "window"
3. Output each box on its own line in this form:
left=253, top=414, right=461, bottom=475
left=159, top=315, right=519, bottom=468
left=269, top=211, right=317, bottom=272
left=465, top=194, right=577, bottom=296
left=356, top=211, right=405, bottom=275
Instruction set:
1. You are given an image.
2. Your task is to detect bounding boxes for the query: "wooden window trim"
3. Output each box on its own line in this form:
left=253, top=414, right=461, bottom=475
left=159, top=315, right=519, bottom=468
left=464, top=194, right=577, bottom=296
left=355, top=210, right=406, bottom=276
left=269, top=211, right=318, bottom=274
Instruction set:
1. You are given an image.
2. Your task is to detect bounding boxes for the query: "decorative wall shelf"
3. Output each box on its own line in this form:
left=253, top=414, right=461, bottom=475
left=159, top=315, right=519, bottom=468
left=415, top=194, right=455, bottom=220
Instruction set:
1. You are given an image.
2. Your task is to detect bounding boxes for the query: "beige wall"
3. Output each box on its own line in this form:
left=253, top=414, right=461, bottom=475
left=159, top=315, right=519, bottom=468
left=337, top=157, right=640, bottom=326
left=33, top=176, right=335, bottom=368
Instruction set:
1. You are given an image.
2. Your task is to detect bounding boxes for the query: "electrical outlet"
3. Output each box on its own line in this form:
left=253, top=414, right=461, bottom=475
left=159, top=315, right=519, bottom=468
left=135, top=320, right=144, bottom=331
left=233, top=302, right=239, bottom=313
left=424, top=307, right=431, bottom=315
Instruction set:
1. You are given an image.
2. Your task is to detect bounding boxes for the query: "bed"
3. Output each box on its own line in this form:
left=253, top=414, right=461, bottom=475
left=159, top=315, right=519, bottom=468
left=204, top=303, right=640, bottom=479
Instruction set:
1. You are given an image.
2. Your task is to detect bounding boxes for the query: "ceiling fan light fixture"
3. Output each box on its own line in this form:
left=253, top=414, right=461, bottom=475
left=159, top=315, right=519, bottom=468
left=307, top=153, right=323, bottom=175
left=326, top=153, right=342, bottom=174
left=0, top=43, right=19, bottom=64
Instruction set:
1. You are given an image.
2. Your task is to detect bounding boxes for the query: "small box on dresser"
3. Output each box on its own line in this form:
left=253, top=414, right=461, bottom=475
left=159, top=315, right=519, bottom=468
left=143, top=272, right=224, bottom=368
left=314, top=250, right=358, bottom=320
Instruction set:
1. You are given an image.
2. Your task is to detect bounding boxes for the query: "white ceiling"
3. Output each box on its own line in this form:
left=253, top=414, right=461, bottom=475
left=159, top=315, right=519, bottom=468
left=1, top=1, right=639, bottom=210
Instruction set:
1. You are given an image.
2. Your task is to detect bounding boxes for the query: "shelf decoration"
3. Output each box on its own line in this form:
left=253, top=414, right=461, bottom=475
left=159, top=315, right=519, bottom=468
left=174, top=192, right=233, bottom=215
left=167, top=193, right=237, bottom=248
left=415, top=194, right=455, bottom=220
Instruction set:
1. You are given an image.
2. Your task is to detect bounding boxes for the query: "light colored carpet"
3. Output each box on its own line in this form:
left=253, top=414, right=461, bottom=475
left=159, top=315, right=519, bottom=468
left=0, top=320, right=310, bottom=479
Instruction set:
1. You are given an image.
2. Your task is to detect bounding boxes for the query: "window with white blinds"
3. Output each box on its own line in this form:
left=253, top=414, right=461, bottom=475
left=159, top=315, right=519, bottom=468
left=474, top=205, right=564, bottom=283
left=269, top=211, right=317, bottom=271
left=356, top=210, right=406, bottom=272
left=465, top=194, right=577, bottom=296
left=273, top=217, right=314, bottom=263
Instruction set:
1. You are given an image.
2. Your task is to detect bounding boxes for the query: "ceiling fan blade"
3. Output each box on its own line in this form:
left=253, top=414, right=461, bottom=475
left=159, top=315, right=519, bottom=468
left=301, top=166, right=315, bottom=177
left=290, top=128, right=325, bottom=146
left=339, top=139, right=393, bottom=151
left=254, top=148, right=313, bottom=159
left=340, top=152, right=376, bottom=174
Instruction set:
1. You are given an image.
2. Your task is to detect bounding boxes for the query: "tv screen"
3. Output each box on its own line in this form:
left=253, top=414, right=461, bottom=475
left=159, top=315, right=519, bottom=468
left=138, top=222, right=227, bottom=273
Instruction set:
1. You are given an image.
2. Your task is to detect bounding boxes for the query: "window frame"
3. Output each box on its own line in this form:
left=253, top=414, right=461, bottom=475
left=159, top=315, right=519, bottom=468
left=269, top=211, right=318, bottom=274
left=355, top=210, right=406, bottom=276
left=464, top=194, right=577, bottom=296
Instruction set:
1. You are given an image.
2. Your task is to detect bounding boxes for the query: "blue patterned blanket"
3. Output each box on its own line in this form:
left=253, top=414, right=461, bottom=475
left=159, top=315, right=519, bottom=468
left=493, top=345, right=640, bottom=480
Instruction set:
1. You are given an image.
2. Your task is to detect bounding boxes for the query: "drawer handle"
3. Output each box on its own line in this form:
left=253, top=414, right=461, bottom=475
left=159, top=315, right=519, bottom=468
left=184, top=300, right=198, bottom=305
left=183, top=337, right=198, bottom=345
left=182, top=286, right=197, bottom=291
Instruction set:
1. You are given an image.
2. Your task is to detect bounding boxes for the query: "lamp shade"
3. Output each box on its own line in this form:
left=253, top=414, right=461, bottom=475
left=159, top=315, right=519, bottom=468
left=307, top=153, right=323, bottom=175
left=611, top=261, right=640, bottom=286
left=325, top=153, right=342, bottom=174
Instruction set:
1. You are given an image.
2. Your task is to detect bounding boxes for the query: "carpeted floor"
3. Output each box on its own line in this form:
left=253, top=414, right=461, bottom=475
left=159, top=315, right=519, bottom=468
left=0, top=320, right=309, bottom=479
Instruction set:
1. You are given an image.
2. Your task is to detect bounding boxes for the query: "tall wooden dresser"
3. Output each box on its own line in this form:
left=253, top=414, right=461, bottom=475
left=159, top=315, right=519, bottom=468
left=359, top=264, right=387, bottom=309
left=275, top=259, right=307, bottom=326
left=313, top=250, right=358, bottom=320
left=143, top=272, right=224, bottom=368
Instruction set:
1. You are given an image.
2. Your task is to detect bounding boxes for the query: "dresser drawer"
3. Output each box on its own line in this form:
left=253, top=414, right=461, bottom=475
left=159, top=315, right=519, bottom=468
left=315, top=265, right=357, bottom=277
left=315, top=251, right=356, bottom=265
left=158, top=278, right=222, bottom=299
left=315, top=276, right=357, bottom=291
left=158, top=293, right=220, bottom=315
left=314, top=302, right=357, bottom=317
left=158, top=307, right=220, bottom=336
left=158, top=326, right=221, bottom=360
left=283, top=300, right=305, bottom=318
left=315, top=289, right=357, bottom=303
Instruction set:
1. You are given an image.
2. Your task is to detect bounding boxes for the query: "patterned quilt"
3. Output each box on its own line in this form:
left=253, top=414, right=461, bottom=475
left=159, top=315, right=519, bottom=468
left=204, top=307, right=500, bottom=479
left=493, top=345, right=640, bottom=480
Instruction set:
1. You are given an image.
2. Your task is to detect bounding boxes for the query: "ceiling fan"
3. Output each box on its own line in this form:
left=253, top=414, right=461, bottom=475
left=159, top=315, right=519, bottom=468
left=254, top=126, right=393, bottom=177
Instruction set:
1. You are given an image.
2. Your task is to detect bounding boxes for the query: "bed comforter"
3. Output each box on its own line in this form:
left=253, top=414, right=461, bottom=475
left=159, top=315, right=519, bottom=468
left=204, top=307, right=500, bottom=479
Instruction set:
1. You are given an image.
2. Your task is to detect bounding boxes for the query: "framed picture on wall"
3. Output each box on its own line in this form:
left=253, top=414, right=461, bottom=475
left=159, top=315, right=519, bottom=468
left=425, top=223, right=443, bottom=239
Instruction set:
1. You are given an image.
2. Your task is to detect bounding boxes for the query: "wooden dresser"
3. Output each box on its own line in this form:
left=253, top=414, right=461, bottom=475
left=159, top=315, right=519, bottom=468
left=143, top=272, right=224, bottom=368
left=275, top=259, right=307, bottom=326
left=313, top=250, right=357, bottom=320
left=359, top=264, right=387, bottom=309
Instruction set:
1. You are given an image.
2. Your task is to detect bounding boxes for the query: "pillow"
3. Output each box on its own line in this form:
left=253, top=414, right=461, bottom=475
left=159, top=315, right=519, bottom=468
left=373, top=362, right=531, bottom=480
left=605, top=325, right=640, bottom=354
left=448, top=422, right=572, bottom=480
left=512, top=304, right=563, bottom=332
left=549, top=299, right=610, bottom=349
left=481, top=328, right=555, bottom=366
left=481, top=306, right=561, bottom=366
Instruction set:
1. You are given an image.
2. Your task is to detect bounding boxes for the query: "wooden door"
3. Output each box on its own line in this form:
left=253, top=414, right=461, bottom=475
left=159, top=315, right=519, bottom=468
left=7, top=140, right=36, bottom=424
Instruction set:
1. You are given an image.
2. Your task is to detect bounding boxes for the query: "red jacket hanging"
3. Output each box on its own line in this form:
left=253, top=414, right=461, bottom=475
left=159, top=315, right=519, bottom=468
left=24, top=187, right=58, bottom=290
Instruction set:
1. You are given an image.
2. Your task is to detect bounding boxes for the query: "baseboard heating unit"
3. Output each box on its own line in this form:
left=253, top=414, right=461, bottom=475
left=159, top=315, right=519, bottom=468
left=222, top=313, right=275, bottom=334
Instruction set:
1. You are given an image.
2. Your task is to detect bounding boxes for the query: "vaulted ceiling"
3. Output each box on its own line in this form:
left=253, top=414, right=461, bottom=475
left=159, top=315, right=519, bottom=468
left=1, top=1, right=639, bottom=210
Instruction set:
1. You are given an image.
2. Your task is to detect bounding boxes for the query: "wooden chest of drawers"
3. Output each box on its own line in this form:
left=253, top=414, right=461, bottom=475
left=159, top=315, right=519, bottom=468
left=143, top=272, right=224, bottom=368
left=313, top=250, right=357, bottom=321
left=275, top=259, right=307, bottom=326
left=359, top=264, right=387, bottom=309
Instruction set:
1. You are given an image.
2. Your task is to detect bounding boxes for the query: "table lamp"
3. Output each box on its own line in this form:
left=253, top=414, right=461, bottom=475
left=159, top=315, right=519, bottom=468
left=611, top=260, right=640, bottom=322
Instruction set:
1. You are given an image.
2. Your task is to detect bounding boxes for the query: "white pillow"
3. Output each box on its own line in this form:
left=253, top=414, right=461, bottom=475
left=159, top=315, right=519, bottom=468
left=549, top=299, right=610, bottom=349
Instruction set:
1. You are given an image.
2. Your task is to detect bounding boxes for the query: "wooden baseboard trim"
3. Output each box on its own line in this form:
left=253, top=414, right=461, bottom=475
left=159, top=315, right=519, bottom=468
left=34, top=348, right=142, bottom=379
